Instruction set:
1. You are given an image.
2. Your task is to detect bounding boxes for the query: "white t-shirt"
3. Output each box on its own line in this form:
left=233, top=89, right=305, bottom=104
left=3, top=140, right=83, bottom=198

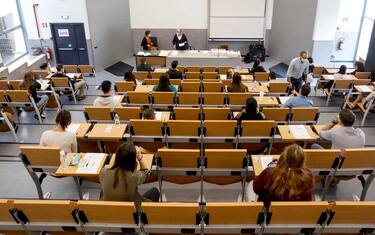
left=40, top=130, right=78, bottom=153
left=93, top=95, right=121, bottom=109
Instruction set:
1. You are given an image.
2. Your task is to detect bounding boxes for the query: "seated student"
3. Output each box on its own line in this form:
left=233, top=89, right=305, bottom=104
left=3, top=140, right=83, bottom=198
left=137, top=58, right=154, bottom=72
left=234, top=97, right=265, bottom=121
left=152, top=74, right=177, bottom=93
left=227, top=72, right=248, bottom=92
left=250, top=59, right=266, bottom=73
left=166, top=60, right=183, bottom=79
left=269, top=71, right=276, bottom=80
left=312, top=109, right=365, bottom=150
left=252, top=144, right=315, bottom=207
left=351, top=61, right=365, bottom=75
left=19, top=71, right=49, bottom=120
left=124, top=71, right=137, bottom=84
left=323, top=65, right=347, bottom=91
left=93, top=80, right=121, bottom=109
left=40, top=109, right=77, bottom=153
left=51, top=64, right=87, bottom=101
left=282, top=84, right=313, bottom=108
left=226, top=68, right=234, bottom=80
left=305, top=63, right=314, bottom=85
left=99, top=142, right=159, bottom=208
left=347, top=90, right=375, bottom=110
left=142, top=108, right=156, bottom=120
left=39, top=63, right=52, bottom=73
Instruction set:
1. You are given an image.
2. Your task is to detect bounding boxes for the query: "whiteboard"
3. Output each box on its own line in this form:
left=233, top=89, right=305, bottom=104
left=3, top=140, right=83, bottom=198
left=210, top=17, right=265, bottom=39
left=129, top=0, right=208, bottom=29
left=210, top=0, right=266, bottom=17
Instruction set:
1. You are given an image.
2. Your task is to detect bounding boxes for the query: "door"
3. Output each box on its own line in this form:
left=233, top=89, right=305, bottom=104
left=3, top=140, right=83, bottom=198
left=51, top=23, right=89, bottom=65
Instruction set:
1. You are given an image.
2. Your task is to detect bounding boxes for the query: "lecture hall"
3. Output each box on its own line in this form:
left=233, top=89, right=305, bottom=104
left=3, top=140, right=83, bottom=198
left=0, top=0, right=375, bottom=234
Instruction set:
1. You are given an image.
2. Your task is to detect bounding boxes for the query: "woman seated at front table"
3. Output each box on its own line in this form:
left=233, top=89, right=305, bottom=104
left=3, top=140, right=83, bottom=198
left=234, top=97, right=265, bottom=121
left=227, top=72, right=248, bottom=92
left=99, top=142, right=159, bottom=208
left=252, top=144, right=315, bottom=207
left=152, top=74, right=177, bottom=93
left=40, top=109, right=77, bottom=153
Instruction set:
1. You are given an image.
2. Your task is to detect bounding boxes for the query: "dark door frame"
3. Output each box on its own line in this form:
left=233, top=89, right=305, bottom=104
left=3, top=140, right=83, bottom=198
left=50, top=22, right=88, bottom=64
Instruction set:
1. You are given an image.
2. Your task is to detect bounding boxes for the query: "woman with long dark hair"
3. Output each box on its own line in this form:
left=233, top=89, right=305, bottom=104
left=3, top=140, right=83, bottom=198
left=100, top=142, right=159, bottom=208
left=227, top=72, right=248, bottom=92
left=153, top=74, right=177, bottom=93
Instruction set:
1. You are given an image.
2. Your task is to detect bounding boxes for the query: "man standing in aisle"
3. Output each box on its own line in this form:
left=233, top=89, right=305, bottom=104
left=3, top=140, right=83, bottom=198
left=287, top=51, right=310, bottom=92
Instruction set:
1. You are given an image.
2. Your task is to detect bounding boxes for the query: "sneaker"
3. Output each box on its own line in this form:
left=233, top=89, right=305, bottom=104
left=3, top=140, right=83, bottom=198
left=34, top=114, right=44, bottom=120
left=43, top=191, right=52, bottom=199
left=83, top=192, right=90, bottom=200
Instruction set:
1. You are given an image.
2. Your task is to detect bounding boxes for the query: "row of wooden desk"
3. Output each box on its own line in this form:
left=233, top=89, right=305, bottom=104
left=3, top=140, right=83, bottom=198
left=70, top=122, right=324, bottom=144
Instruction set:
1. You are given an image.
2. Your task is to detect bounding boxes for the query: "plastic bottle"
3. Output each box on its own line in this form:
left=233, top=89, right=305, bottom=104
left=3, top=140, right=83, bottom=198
left=114, top=114, right=120, bottom=126
left=60, top=150, right=67, bottom=169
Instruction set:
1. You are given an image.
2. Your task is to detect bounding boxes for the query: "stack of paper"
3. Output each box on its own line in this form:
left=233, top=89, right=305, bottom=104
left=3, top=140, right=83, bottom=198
left=77, top=153, right=105, bottom=174
left=289, top=125, right=310, bottom=139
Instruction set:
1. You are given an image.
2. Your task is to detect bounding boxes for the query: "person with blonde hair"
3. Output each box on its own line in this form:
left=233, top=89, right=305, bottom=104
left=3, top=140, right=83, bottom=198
left=253, top=144, right=315, bottom=207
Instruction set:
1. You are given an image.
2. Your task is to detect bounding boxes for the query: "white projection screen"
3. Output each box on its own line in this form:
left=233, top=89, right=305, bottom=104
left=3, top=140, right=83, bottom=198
left=129, top=0, right=208, bottom=29
left=209, top=0, right=266, bottom=39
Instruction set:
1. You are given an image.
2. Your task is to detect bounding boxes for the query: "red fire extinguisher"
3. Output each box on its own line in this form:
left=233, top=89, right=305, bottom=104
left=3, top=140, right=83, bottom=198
left=338, top=38, right=345, bottom=51
left=43, top=46, right=53, bottom=60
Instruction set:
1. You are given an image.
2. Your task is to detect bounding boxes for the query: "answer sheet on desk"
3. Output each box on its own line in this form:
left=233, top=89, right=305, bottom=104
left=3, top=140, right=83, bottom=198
left=289, top=125, right=310, bottom=139
left=76, top=153, right=106, bottom=174
left=260, top=156, right=274, bottom=169
left=66, top=123, right=80, bottom=134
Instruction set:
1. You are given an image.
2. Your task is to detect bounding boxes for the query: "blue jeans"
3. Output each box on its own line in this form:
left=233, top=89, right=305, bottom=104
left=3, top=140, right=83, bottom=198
left=291, top=76, right=303, bottom=92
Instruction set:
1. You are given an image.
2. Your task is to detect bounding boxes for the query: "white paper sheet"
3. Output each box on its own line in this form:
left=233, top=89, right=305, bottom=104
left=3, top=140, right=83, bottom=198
left=66, top=123, right=80, bottom=134
left=159, top=50, right=170, bottom=57
left=104, top=125, right=113, bottom=134
left=289, top=125, right=310, bottom=139
left=155, top=111, right=162, bottom=120
left=137, top=51, right=145, bottom=56
left=219, top=74, right=227, bottom=80
left=260, top=156, right=274, bottom=169
left=278, top=97, right=290, bottom=105
left=357, top=85, right=372, bottom=92
left=76, top=153, right=106, bottom=174
left=179, top=42, right=185, bottom=47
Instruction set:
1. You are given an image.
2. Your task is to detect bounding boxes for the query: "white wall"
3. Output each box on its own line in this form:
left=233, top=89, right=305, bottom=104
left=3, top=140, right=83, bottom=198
left=265, top=0, right=274, bottom=29
left=313, top=0, right=340, bottom=41
left=20, top=0, right=91, bottom=39
left=129, top=0, right=208, bottom=29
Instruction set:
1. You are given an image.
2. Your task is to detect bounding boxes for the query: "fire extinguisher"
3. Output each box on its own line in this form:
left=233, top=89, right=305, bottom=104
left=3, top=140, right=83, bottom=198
left=43, top=46, right=53, bottom=60
left=338, top=38, right=345, bottom=51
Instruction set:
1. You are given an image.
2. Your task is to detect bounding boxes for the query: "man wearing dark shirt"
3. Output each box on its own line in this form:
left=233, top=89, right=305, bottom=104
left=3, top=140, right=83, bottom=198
left=166, top=60, right=183, bottom=79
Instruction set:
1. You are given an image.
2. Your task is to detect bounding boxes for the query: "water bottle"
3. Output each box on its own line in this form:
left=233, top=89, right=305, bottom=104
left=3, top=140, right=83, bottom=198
left=60, top=150, right=67, bottom=169
left=114, top=114, right=120, bottom=126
